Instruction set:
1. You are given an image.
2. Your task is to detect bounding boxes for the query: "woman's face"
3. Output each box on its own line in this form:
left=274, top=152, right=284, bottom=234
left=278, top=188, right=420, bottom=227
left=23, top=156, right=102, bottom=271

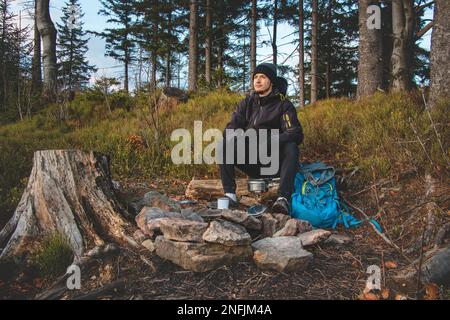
left=253, top=73, right=272, bottom=95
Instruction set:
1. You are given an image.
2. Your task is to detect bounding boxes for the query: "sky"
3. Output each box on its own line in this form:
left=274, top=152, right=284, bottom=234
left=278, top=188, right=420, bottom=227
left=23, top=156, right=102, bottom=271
left=11, top=0, right=433, bottom=92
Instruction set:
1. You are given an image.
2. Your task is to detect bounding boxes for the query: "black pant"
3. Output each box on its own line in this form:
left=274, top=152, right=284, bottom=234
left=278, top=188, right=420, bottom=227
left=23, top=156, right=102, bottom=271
left=219, top=138, right=299, bottom=201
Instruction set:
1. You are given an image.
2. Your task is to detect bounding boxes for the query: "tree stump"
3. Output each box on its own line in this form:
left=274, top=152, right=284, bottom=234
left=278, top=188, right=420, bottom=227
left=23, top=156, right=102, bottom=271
left=161, top=87, right=188, bottom=103
left=157, top=87, right=188, bottom=111
left=0, top=150, right=138, bottom=262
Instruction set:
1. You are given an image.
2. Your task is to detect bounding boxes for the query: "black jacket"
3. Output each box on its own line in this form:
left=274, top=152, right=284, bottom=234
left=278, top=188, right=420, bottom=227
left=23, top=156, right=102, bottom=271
left=225, top=86, right=304, bottom=145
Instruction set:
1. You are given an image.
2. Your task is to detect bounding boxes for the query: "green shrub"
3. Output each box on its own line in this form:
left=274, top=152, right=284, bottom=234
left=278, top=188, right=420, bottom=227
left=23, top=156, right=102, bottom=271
left=110, top=90, right=134, bottom=111
left=299, top=92, right=449, bottom=183
left=0, top=90, right=448, bottom=224
left=33, top=233, right=74, bottom=278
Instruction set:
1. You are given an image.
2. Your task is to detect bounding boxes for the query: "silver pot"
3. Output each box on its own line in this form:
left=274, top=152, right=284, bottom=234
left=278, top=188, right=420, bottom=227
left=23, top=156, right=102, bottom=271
left=247, top=179, right=268, bottom=193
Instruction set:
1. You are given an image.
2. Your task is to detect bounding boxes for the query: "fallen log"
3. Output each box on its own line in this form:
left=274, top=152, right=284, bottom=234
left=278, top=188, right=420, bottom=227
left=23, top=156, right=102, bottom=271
left=185, top=179, right=279, bottom=201
left=73, top=279, right=127, bottom=300
left=0, top=150, right=138, bottom=263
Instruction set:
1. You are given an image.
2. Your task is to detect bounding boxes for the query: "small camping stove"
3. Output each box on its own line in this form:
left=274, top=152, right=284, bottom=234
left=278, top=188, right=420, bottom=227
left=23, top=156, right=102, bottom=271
left=246, top=178, right=280, bottom=216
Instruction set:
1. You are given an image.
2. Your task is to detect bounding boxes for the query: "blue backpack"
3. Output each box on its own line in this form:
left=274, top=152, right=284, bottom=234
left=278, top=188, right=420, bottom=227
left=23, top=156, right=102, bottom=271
left=291, top=162, right=382, bottom=230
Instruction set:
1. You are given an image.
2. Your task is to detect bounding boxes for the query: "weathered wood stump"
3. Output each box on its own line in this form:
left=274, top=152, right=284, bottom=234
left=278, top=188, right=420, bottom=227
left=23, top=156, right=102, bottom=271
left=0, top=150, right=138, bottom=262
left=161, top=87, right=188, bottom=103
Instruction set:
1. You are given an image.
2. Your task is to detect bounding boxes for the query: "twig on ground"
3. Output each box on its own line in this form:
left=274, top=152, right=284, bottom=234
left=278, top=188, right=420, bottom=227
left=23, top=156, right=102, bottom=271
left=416, top=225, right=426, bottom=299
left=400, top=195, right=450, bottom=215
left=348, top=179, right=392, bottom=197
left=421, top=90, right=449, bottom=167
left=381, top=250, right=386, bottom=288
left=342, top=197, right=413, bottom=264
left=409, top=118, right=434, bottom=166
left=73, top=279, right=127, bottom=300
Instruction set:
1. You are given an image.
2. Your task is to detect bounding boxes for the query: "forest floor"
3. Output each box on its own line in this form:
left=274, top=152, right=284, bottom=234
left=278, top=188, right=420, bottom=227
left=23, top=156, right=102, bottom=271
left=1, top=170, right=449, bottom=300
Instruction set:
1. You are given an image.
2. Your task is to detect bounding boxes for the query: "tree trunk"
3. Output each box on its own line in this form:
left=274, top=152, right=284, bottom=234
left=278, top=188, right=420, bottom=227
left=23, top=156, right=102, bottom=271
left=151, top=0, right=158, bottom=91
left=35, top=0, right=57, bottom=102
left=188, top=0, right=198, bottom=92
left=250, top=0, right=257, bottom=89
left=272, top=0, right=278, bottom=66
left=391, top=0, right=414, bottom=92
left=150, top=53, right=157, bottom=90
left=124, top=60, right=129, bottom=93
left=217, top=45, right=223, bottom=88
left=0, top=150, right=138, bottom=263
left=205, top=0, right=212, bottom=86
left=429, top=0, right=450, bottom=108
left=123, top=10, right=131, bottom=94
left=165, top=10, right=172, bottom=88
left=216, top=0, right=224, bottom=89
left=32, top=2, right=42, bottom=98
left=357, top=0, right=383, bottom=98
left=1, top=1, right=7, bottom=111
left=325, top=0, right=333, bottom=99
left=298, top=0, right=304, bottom=107
left=243, top=33, right=247, bottom=92
left=310, top=0, right=318, bottom=104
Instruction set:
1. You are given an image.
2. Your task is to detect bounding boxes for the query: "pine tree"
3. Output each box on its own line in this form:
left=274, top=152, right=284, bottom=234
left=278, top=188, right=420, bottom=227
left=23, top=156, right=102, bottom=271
left=0, top=0, right=33, bottom=121
left=132, top=0, right=185, bottom=90
left=0, top=0, right=14, bottom=112
left=188, top=0, right=198, bottom=92
left=211, top=0, right=252, bottom=90
left=97, top=0, right=135, bottom=93
left=310, top=0, right=318, bottom=103
left=57, top=0, right=96, bottom=92
left=292, top=0, right=359, bottom=102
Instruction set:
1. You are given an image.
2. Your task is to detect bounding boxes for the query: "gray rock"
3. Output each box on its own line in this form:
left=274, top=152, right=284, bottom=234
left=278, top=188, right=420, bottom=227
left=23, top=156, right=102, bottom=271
left=273, top=213, right=291, bottom=229
left=133, top=229, right=148, bottom=244
left=252, top=236, right=313, bottom=272
left=155, top=236, right=252, bottom=272
left=325, top=233, right=353, bottom=246
left=159, top=217, right=209, bottom=242
left=135, top=207, right=181, bottom=237
left=197, top=208, right=223, bottom=221
left=130, top=191, right=181, bottom=214
left=296, top=219, right=313, bottom=234
left=141, top=239, right=155, bottom=252
left=261, top=213, right=278, bottom=237
left=273, top=219, right=300, bottom=237
left=221, top=210, right=262, bottom=231
left=202, top=220, right=252, bottom=246
left=421, top=246, right=450, bottom=286
left=180, top=209, right=205, bottom=223
left=297, top=229, right=331, bottom=246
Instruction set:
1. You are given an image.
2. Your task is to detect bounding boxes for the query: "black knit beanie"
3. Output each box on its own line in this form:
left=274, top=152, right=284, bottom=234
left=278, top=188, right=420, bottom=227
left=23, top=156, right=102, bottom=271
left=253, top=63, right=277, bottom=84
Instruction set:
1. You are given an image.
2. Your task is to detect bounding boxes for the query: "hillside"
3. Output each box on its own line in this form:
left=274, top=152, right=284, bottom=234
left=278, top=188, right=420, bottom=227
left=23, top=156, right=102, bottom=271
left=0, top=90, right=449, bottom=299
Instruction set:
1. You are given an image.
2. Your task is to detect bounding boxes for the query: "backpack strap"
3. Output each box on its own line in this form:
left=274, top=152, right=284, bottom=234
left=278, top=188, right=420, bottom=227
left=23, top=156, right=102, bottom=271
left=333, top=200, right=383, bottom=232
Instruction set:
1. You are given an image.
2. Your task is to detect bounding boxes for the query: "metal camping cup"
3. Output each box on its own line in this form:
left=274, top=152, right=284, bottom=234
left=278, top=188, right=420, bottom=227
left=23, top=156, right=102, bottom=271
left=217, top=197, right=230, bottom=209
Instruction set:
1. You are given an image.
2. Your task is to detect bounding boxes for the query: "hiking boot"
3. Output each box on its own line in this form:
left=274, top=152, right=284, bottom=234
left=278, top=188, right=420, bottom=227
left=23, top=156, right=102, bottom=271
left=224, top=194, right=239, bottom=209
left=271, top=197, right=290, bottom=215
